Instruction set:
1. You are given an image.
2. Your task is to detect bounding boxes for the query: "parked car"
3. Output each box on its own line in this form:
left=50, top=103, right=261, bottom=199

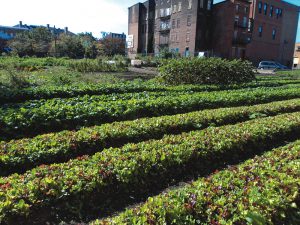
left=258, top=61, right=288, bottom=70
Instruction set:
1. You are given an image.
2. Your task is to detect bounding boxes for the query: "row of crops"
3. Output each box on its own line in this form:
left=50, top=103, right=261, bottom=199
left=0, top=76, right=299, bottom=224
left=2, top=84, right=300, bottom=140
left=1, top=78, right=300, bottom=104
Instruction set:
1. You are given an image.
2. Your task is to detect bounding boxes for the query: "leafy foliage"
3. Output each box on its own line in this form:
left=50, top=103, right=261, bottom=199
left=1, top=98, right=300, bottom=176
left=0, top=112, right=300, bottom=223
left=1, top=85, right=300, bottom=140
left=159, top=58, right=256, bottom=85
left=98, top=36, right=125, bottom=56
left=9, top=27, right=52, bottom=57
left=95, top=139, right=300, bottom=225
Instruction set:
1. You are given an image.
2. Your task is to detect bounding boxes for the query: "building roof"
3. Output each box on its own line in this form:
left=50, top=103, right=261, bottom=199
left=0, top=25, right=29, bottom=31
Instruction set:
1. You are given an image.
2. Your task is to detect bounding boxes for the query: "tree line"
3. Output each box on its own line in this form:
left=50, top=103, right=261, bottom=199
left=0, top=27, right=125, bottom=58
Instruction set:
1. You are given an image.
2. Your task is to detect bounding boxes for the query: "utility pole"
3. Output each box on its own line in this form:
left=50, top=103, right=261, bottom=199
left=52, top=25, right=57, bottom=57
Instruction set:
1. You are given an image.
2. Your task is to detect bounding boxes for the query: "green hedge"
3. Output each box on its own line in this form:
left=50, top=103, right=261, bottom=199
left=94, top=140, right=300, bottom=225
left=1, top=86, right=300, bottom=140
left=159, top=58, right=256, bottom=85
left=1, top=98, right=300, bottom=176
left=1, top=113, right=300, bottom=223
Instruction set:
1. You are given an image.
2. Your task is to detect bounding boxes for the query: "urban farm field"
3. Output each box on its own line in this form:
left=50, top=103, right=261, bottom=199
left=0, top=57, right=299, bottom=224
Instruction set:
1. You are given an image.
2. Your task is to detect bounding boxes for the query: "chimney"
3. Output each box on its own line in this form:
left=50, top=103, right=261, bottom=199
left=64, top=27, right=68, bottom=34
left=19, top=21, right=23, bottom=27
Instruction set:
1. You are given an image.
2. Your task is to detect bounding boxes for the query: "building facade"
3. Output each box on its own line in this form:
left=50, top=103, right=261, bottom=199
left=128, top=0, right=213, bottom=58
left=246, top=0, right=299, bottom=67
left=212, top=0, right=253, bottom=60
left=213, top=0, right=299, bottom=67
left=129, top=0, right=299, bottom=67
left=128, top=0, right=156, bottom=57
left=293, top=42, right=300, bottom=68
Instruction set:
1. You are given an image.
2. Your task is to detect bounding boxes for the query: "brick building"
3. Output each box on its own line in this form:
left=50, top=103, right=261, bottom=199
left=212, top=0, right=253, bottom=60
left=128, top=0, right=155, bottom=57
left=129, top=0, right=299, bottom=67
left=247, top=0, right=299, bottom=67
left=128, top=0, right=213, bottom=58
left=213, top=0, right=299, bottom=67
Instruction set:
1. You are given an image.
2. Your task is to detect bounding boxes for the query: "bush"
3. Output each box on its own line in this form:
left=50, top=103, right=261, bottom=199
left=159, top=58, right=255, bottom=85
left=67, top=58, right=128, bottom=73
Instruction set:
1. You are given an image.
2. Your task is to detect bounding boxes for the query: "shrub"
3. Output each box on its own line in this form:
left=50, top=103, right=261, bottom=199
left=159, top=57, right=255, bottom=85
left=67, top=58, right=128, bottom=73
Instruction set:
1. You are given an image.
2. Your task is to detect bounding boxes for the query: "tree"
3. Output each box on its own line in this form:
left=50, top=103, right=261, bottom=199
left=98, top=36, right=126, bottom=56
left=78, top=33, right=98, bottom=58
left=50, top=33, right=85, bottom=59
left=0, top=39, right=8, bottom=53
left=9, top=27, right=52, bottom=57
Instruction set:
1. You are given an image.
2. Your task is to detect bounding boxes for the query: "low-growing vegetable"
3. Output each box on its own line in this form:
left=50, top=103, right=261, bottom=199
left=94, top=140, right=300, bottom=224
left=1, top=112, right=300, bottom=223
left=1, top=98, right=300, bottom=176
left=1, top=85, right=300, bottom=140
left=1, top=78, right=300, bottom=104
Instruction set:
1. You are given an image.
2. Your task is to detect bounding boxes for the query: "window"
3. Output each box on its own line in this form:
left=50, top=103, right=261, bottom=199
left=264, top=3, right=268, bottom=15
left=172, top=19, right=176, bottom=29
left=234, top=16, right=239, bottom=27
left=276, top=8, right=283, bottom=18
left=186, top=32, right=190, bottom=42
left=165, top=8, right=171, bottom=16
left=177, top=18, right=180, bottom=28
left=244, top=7, right=248, bottom=14
left=188, top=0, right=192, bottom=9
left=207, top=0, right=212, bottom=10
left=173, top=4, right=177, bottom=13
left=258, top=1, right=262, bottom=13
left=159, top=35, right=169, bottom=45
left=243, top=17, right=247, bottom=27
left=171, top=34, right=175, bottom=42
left=272, top=28, right=276, bottom=40
left=258, top=25, right=263, bottom=37
left=160, top=9, right=164, bottom=17
left=200, top=0, right=204, bottom=8
left=178, top=2, right=182, bottom=12
left=235, top=4, right=239, bottom=13
left=160, top=21, right=170, bottom=30
left=248, top=19, right=252, bottom=32
left=270, top=5, right=273, bottom=17
left=187, top=15, right=192, bottom=26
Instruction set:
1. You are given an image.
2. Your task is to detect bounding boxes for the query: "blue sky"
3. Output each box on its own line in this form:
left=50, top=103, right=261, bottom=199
left=0, top=0, right=299, bottom=41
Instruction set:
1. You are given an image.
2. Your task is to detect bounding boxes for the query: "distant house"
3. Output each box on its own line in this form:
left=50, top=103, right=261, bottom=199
left=101, top=32, right=126, bottom=41
left=0, top=21, right=72, bottom=52
left=0, top=21, right=71, bottom=40
left=0, top=24, right=28, bottom=41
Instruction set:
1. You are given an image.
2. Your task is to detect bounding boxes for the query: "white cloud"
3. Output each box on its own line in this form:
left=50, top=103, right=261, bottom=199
left=0, top=0, right=139, bottom=37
